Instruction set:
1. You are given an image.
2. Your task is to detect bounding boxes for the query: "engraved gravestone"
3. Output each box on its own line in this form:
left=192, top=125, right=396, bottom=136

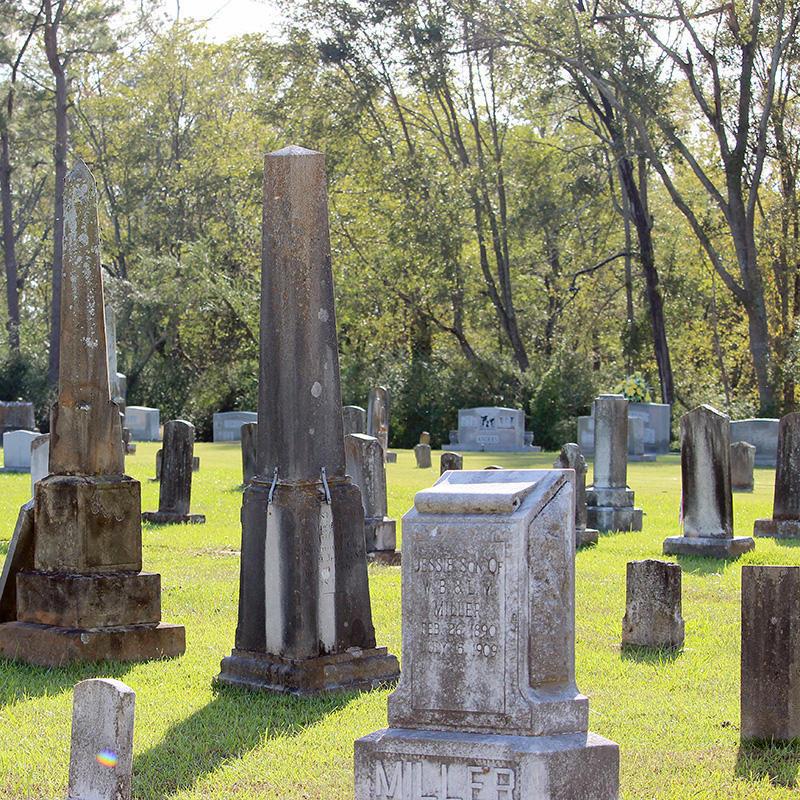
left=443, top=406, right=538, bottom=452
left=355, top=469, right=619, bottom=799
left=124, top=406, right=160, bottom=441
left=216, top=146, right=398, bottom=694
left=105, top=305, right=125, bottom=407
left=754, top=413, right=800, bottom=539
left=212, top=410, right=258, bottom=442
left=30, top=434, right=49, bottom=497
left=731, top=418, right=779, bottom=466
left=555, top=443, right=598, bottom=547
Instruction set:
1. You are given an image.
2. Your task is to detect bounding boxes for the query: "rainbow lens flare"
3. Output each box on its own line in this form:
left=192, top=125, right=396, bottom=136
left=96, top=750, right=118, bottom=768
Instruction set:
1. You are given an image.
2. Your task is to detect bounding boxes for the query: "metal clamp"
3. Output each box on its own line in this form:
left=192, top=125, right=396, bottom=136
left=268, top=467, right=279, bottom=503
left=321, top=467, right=332, bottom=504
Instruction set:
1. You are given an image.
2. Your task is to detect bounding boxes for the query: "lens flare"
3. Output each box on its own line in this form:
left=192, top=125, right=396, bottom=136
left=96, top=750, right=118, bottom=768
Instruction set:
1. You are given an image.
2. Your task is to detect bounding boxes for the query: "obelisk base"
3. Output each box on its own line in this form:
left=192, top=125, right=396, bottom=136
left=662, top=535, right=755, bottom=558
left=0, top=620, right=185, bottom=666
left=216, top=646, right=400, bottom=695
left=142, top=511, right=206, bottom=525
left=355, top=728, right=619, bottom=800
left=753, top=518, right=800, bottom=538
left=586, top=487, right=642, bottom=532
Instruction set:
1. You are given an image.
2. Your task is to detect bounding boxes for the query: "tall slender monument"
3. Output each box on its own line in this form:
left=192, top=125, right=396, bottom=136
left=217, top=146, right=399, bottom=693
left=0, top=161, right=185, bottom=665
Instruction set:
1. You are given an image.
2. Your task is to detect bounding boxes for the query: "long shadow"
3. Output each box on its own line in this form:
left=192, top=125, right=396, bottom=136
left=672, top=554, right=738, bottom=576
left=0, top=656, right=137, bottom=708
left=735, top=740, right=800, bottom=787
left=133, top=684, right=356, bottom=799
left=773, top=538, right=800, bottom=549
left=620, top=644, right=682, bottom=664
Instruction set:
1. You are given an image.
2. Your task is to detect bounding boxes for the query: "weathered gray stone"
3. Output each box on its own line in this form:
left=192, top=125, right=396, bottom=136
left=345, top=433, right=396, bottom=553
left=579, top=402, right=671, bottom=456
left=440, top=452, right=463, bottom=474
left=0, top=401, right=35, bottom=439
left=730, top=441, right=755, bottom=491
left=414, top=443, right=432, bottom=469
left=741, top=565, right=800, bottom=742
left=212, top=410, right=257, bottom=442
left=2, top=429, right=38, bottom=471
left=0, top=161, right=184, bottom=665
left=105, top=305, right=125, bottom=406
left=343, top=405, right=367, bottom=435
left=68, top=678, right=135, bottom=800
left=754, top=413, right=800, bottom=538
left=587, top=395, right=643, bottom=532
left=367, top=387, right=390, bottom=460
left=124, top=406, right=160, bottom=442
left=663, top=404, right=755, bottom=558
left=241, top=421, right=258, bottom=485
left=143, top=420, right=204, bottom=524
left=419, top=431, right=431, bottom=446
left=0, top=500, right=34, bottom=623
left=30, top=434, right=49, bottom=497
left=217, top=146, right=398, bottom=694
left=355, top=469, right=619, bottom=799
left=121, top=427, right=135, bottom=455
left=555, top=443, right=598, bottom=547
left=731, top=418, right=779, bottom=466
left=621, top=560, right=684, bottom=649
left=155, top=449, right=198, bottom=480
left=442, top=407, right=539, bottom=453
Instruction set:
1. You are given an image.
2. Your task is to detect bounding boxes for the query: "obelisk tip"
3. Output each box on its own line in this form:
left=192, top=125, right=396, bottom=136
left=268, top=145, right=322, bottom=157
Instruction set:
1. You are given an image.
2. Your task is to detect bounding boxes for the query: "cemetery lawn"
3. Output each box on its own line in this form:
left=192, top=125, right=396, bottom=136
left=0, top=444, right=797, bottom=799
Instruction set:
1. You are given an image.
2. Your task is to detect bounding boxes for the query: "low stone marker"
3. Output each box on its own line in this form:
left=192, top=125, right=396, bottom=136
left=124, top=406, right=160, bottom=441
left=241, top=421, right=258, bottom=486
left=741, top=565, right=800, bottom=742
left=68, top=678, right=135, bottom=800
left=730, top=441, right=755, bottom=491
left=554, top=442, right=598, bottom=547
left=345, top=433, right=397, bottom=555
left=440, top=451, right=463, bottom=474
left=621, top=560, right=684, bottom=649
left=754, top=413, right=800, bottom=538
left=663, top=404, right=755, bottom=558
left=413, top=443, right=432, bottom=469
left=2, top=429, right=39, bottom=471
left=586, top=394, right=643, bottom=532
left=155, top=450, right=198, bottom=480
left=355, top=469, right=619, bottom=798
left=343, top=405, right=366, bottom=435
left=30, top=434, right=49, bottom=496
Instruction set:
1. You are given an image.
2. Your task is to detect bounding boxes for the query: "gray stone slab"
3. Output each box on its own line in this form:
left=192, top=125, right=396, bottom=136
left=0, top=500, right=34, bottom=623
left=440, top=452, right=463, bottom=474
left=621, top=560, right=684, bottom=649
left=0, top=401, right=35, bottom=439
left=241, top=421, right=258, bottom=485
left=367, top=387, right=390, bottom=460
left=124, top=406, right=160, bottom=442
left=2, top=429, right=39, bottom=471
left=755, top=413, right=800, bottom=538
left=592, top=395, right=628, bottom=489
left=554, top=443, right=599, bottom=546
left=442, top=406, right=538, bottom=452
left=212, top=411, right=257, bottom=442
left=343, top=405, right=366, bottom=436
left=579, top=402, right=671, bottom=456
left=731, top=418, right=779, bottom=466
left=414, top=443, right=432, bottom=468
left=731, top=441, right=755, bottom=491
left=30, top=434, right=49, bottom=496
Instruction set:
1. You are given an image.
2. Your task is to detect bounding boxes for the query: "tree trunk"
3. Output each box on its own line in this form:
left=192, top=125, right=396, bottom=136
left=1, top=131, right=19, bottom=351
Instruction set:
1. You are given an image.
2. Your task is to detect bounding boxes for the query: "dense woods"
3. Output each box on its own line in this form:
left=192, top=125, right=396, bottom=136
left=0, top=0, right=798, bottom=447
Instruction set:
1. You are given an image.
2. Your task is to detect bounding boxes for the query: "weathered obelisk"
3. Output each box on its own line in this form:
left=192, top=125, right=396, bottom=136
left=0, top=160, right=185, bottom=665
left=217, top=146, right=399, bottom=694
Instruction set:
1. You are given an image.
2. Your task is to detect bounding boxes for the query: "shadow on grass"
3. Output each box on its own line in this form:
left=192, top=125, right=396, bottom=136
left=225, top=485, right=245, bottom=495
left=673, top=554, right=738, bottom=576
left=133, top=684, right=357, bottom=799
left=736, top=739, right=800, bottom=787
left=620, top=644, right=682, bottom=664
left=773, top=538, right=800, bottom=549
left=0, top=656, right=136, bottom=708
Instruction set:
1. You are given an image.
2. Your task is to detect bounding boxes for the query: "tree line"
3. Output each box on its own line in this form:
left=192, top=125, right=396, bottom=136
left=0, top=0, right=798, bottom=447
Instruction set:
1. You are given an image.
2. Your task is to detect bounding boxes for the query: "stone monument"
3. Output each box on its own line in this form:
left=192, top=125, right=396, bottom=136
left=143, top=420, right=204, bottom=524
left=0, top=160, right=185, bottom=665
left=621, top=560, right=684, bottom=649
left=68, top=678, right=135, bottom=800
left=754, top=413, right=800, bottom=538
left=730, top=441, right=755, bottom=491
left=367, top=387, right=390, bottom=460
left=586, top=395, right=643, bottom=532
left=216, top=146, right=399, bottom=694
left=414, top=442, right=432, bottom=468
left=663, top=404, right=755, bottom=557
left=555, top=442, right=598, bottom=547
left=440, top=451, right=463, bottom=474
left=124, top=406, right=160, bottom=441
left=343, top=405, right=367, bottom=436
left=345, top=433, right=397, bottom=556
left=731, top=418, right=779, bottom=466
left=241, top=421, right=258, bottom=486
left=212, top=410, right=258, bottom=442
left=0, top=401, right=35, bottom=439
left=443, top=406, right=539, bottom=452
left=355, top=469, right=619, bottom=799
left=2, top=429, right=39, bottom=471
left=741, top=565, right=800, bottom=741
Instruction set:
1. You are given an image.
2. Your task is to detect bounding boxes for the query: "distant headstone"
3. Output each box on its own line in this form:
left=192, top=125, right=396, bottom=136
left=586, top=395, right=643, bottom=532
left=122, top=427, right=136, bottom=455
left=0, top=401, right=35, bottom=439
left=355, top=469, right=619, bottom=799
left=367, top=387, right=390, bottom=460
left=443, top=406, right=539, bottom=452
left=105, top=305, right=125, bottom=406
left=621, top=560, right=684, bottom=649
left=343, top=405, right=366, bottom=436
left=419, top=431, right=430, bottom=446
left=414, top=443, right=432, bottom=468
left=755, top=413, right=800, bottom=539
left=579, top=401, right=671, bottom=456
left=345, top=433, right=396, bottom=553
left=554, top=443, right=598, bottom=547
left=731, top=418, right=779, bottom=466
left=440, top=451, right=463, bottom=474
left=385, top=451, right=397, bottom=463
left=68, top=678, right=135, bottom=800
left=448, top=430, right=458, bottom=445
left=0, top=160, right=184, bottom=665
left=578, top=413, right=656, bottom=461
left=212, top=410, right=258, bottom=442
left=124, top=406, right=160, bottom=442
left=741, top=565, right=800, bottom=742
left=30, top=434, right=49, bottom=496
left=730, top=441, right=755, bottom=491
left=241, top=421, right=258, bottom=486
left=663, top=404, right=755, bottom=558
left=2, top=429, right=39, bottom=471
left=217, top=146, right=399, bottom=694
left=143, top=420, right=204, bottom=524
left=155, top=449, right=198, bottom=480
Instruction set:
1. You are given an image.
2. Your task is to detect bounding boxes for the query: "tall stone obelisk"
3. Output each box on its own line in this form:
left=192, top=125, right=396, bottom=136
left=0, top=160, right=185, bottom=665
left=217, top=146, right=399, bottom=694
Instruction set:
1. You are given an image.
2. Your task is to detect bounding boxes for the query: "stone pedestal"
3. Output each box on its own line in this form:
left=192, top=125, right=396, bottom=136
left=741, top=566, right=800, bottom=742
left=414, top=443, right=432, bottom=469
left=755, top=413, right=800, bottom=539
left=621, top=560, right=684, bottom=649
left=663, top=405, right=754, bottom=558
left=731, top=441, right=755, bottom=491
left=555, top=443, right=598, bottom=547
left=355, top=469, right=619, bottom=799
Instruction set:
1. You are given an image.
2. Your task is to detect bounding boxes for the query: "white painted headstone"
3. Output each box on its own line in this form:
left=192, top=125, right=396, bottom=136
left=124, top=406, right=160, bottom=441
left=30, top=434, right=49, bottom=496
left=212, top=411, right=258, bottom=442
left=3, top=429, right=39, bottom=471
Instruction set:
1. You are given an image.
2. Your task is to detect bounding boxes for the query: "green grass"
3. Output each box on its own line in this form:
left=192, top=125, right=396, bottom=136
left=0, top=445, right=798, bottom=798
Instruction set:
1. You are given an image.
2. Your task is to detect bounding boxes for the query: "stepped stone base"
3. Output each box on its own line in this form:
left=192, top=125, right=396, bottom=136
left=587, top=506, right=643, bottom=532
left=0, top=620, right=185, bottom=666
left=662, top=535, right=755, bottom=558
left=753, top=518, right=800, bottom=539
left=216, top=646, right=400, bottom=695
left=355, top=728, right=619, bottom=800
left=142, top=511, right=206, bottom=525
left=577, top=528, right=599, bottom=547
